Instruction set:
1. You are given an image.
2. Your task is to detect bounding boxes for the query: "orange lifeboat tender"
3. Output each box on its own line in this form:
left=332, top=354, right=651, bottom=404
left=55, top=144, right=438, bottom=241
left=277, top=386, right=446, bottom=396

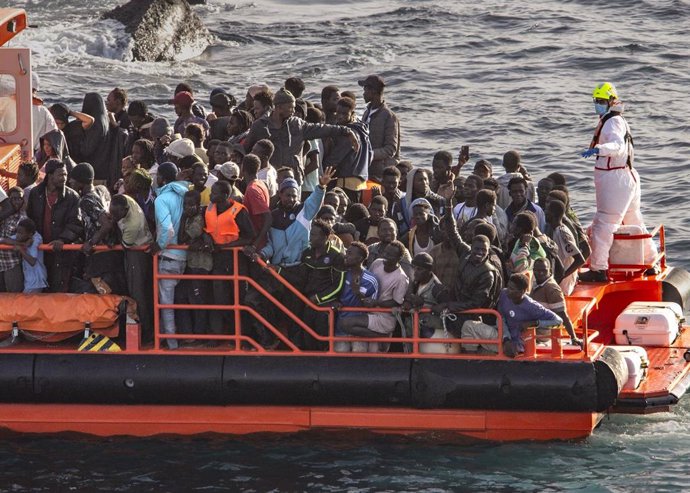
left=1, top=8, right=690, bottom=441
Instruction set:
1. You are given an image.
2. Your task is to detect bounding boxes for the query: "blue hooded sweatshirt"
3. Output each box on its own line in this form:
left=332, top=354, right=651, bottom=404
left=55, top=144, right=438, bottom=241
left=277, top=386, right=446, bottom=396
left=154, top=180, right=189, bottom=260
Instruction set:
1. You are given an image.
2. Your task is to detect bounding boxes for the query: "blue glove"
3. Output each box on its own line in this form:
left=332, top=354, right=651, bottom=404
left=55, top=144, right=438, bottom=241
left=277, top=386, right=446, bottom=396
left=580, top=148, right=599, bottom=158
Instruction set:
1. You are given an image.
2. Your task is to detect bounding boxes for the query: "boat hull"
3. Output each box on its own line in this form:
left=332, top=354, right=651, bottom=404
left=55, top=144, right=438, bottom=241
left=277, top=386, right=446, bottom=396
left=0, top=403, right=604, bottom=441
left=0, top=351, right=624, bottom=440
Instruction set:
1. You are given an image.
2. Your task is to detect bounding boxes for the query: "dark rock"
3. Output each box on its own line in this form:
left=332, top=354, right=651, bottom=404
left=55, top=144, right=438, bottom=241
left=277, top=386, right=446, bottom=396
left=104, top=0, right=212, bottom=62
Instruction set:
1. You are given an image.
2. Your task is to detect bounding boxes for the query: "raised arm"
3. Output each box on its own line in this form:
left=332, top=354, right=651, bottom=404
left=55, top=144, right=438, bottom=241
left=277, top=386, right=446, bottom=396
left=70, top=110, right=95, bottom=130
left=442, top=209, right=470, bottom=258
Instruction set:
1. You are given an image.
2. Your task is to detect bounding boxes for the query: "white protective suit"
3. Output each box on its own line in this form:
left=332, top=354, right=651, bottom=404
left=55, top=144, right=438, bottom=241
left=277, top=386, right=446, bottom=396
left=589, top=110, right=657, bottom=271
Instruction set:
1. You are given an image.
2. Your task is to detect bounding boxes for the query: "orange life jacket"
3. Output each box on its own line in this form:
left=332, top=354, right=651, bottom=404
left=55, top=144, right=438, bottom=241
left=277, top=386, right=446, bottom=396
left=204, top=200, right=245, bottom=245
left=360, top=180, right=382, bottom=207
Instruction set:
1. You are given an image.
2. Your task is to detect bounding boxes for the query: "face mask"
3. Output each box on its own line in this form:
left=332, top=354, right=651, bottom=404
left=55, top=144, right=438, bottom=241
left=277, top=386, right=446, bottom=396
left=594, top=103, right=608, bottom=116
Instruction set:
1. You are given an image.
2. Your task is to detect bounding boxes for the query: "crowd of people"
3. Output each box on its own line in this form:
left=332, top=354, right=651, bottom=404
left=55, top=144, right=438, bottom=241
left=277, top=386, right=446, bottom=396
left=0, top=74, right=657, bottom=356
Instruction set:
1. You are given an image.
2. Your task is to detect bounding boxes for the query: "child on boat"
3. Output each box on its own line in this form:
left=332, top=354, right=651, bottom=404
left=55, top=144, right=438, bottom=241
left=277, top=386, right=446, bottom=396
left=0, top=217, right=48, bottom=293
left=499, top=273, right=562, bottom=357
left=177, top=189, right=212, bottom=339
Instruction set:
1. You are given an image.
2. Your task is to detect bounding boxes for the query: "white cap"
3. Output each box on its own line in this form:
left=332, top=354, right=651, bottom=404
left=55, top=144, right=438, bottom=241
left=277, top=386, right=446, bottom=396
left=164, top=138, right=196, bottom=158
left=216, top=161, right=240, bottom=180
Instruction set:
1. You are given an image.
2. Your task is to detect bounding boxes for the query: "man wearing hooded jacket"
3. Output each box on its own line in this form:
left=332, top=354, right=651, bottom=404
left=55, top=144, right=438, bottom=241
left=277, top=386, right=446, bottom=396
left=323, top=96, right=373, bottom=203
left=580, top=82, right=657, bottom=282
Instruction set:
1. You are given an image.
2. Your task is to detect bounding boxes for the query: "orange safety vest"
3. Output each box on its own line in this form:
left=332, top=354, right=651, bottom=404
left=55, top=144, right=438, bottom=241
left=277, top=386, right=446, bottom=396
left=360, top=180, right=382, bottom=207
left=204, top=200, right=245, bottom=245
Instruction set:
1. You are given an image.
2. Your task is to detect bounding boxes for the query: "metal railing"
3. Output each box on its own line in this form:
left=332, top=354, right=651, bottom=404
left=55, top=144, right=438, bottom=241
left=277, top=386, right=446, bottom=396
left=0, top=242, right=602, bottom=360
left=149, top=245, right=595, bottom=360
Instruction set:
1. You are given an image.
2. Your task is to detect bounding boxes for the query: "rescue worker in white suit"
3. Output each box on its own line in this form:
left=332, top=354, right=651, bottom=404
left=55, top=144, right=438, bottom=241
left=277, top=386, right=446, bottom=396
left=579, top=82, right=657, bottom=282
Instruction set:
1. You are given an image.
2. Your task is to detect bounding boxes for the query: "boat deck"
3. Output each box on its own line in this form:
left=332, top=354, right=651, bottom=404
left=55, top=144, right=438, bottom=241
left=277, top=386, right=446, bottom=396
left=612, top=328, right=690, bottom=412
left=562, top=271, right=690, bottom=412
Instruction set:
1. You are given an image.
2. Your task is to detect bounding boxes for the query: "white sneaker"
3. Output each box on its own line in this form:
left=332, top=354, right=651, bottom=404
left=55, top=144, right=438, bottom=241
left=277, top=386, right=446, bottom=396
left=352, top=341, right=369, bottom=353
left=334, top=341, right=352, bottom=353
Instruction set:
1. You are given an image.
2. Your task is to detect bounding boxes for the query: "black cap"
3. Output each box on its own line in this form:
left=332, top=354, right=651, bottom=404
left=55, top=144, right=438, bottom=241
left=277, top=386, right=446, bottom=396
left=358, top=75, right=385, bottom=90
left=158, top=162, right=179, bottom=183
left=210, top=92, right=232, bottom=108
left=411, top=252, right=433, bottom=270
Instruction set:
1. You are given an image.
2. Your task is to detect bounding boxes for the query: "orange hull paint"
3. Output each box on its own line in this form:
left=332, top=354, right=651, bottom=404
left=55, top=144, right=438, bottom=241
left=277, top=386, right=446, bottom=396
left=0, top=404, right=601, bottom=441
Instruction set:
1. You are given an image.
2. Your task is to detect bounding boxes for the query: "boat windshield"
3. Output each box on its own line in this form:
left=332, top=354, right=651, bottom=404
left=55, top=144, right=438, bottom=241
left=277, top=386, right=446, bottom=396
left=0, top=74, right=17, bottom=134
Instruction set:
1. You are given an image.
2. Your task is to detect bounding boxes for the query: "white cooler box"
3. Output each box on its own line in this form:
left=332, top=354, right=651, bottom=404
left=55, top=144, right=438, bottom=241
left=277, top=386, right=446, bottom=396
left=613, top=301, right=682, bottom=346
left=609, top=345, right=649, bottom=390
left=609, top=225, right=644, bottom=274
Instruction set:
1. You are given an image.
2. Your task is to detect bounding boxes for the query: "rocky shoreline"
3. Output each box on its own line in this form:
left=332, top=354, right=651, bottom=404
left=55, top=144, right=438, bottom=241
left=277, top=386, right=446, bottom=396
left=103, top=0, right=212, bottom=62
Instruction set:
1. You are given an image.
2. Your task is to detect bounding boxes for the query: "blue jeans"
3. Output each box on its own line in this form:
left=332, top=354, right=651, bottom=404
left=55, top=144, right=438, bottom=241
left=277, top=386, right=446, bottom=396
left=158, top=257, right=186, bottom=349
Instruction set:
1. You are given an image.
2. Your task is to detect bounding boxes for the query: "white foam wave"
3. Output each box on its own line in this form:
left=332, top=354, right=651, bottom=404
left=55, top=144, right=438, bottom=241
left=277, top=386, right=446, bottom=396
left=88, top=19, right=135, bottom=61
left=22, top=13, right=212, bottom=65
left=23, top=18, right=131, bottom=64
left=19, top=15, right=207, bottom=100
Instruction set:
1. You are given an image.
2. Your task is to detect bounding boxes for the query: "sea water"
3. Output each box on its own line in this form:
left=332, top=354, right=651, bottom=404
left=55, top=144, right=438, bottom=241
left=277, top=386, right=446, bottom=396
left=1, top=0, right=690, bottom=490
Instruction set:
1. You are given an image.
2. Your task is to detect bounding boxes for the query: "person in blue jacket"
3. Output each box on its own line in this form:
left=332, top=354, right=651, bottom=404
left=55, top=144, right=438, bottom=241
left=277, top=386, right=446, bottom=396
left=244, top=167, right=336, bottom=347
left=251, top=166, right=336, bottom=268
left=151, top=162, right=189, bottom=350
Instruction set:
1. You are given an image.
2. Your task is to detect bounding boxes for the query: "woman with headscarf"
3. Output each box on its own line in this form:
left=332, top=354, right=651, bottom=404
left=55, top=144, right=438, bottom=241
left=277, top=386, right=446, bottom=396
left=65, top=93, right=127, bottom=189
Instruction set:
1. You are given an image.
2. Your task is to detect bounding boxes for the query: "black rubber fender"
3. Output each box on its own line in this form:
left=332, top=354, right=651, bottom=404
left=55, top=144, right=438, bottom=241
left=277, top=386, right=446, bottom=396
left=662, top=266, right=690, bottom=312
left=1, top=353, right=628, bottom=412
left=594, top=347, right=629, bottom=411
left=221, top=356, right=411, bottom=406
left=31, top=354, right=225, bottom=404
left=0, top=354, right=35, bottom=403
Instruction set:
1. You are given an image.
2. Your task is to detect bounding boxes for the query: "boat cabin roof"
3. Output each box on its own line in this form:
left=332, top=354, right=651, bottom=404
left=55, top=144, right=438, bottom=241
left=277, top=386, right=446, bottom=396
left=0, top=8, right=26, bottom=47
